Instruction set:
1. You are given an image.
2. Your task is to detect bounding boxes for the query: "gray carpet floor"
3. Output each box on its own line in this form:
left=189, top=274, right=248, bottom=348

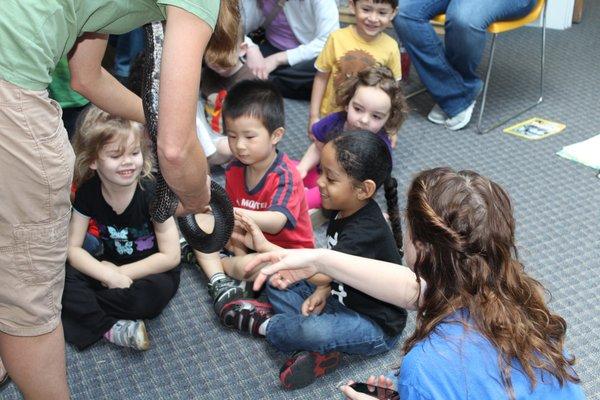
left=3, top=3, right=599, bottom=399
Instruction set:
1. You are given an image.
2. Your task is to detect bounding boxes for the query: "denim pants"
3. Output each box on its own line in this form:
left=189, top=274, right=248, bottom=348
left=112, top=28, right=144, bottom=78
left=265, top=281, right=399, bottom=355
left=393, top=0, right=536, bottom=117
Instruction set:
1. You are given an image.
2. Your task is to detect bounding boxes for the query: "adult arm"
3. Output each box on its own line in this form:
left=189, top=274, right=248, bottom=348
left=246, top=249, right=422, bottom=310
left=118, top=217, right=181, bottom=280
left=69, top=33, right=145, bottom=123
left=158, top=6, right=212, bottom=214
left=240, top=0, right=269, bottom=79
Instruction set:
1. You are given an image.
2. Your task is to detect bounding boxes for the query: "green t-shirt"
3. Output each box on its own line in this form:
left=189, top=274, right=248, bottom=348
left=0, top=0, right=219, bottom=90
left=48, top=57, right=90, bottom=109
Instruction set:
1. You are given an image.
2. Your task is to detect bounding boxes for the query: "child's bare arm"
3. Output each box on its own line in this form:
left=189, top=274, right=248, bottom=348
left=296, top=142, right=322, bottom=179
left=67, top=212, right=132, bottom=288
left=301, top=283, right=331, bottom=316
left=118, top=217, right=181, bottom=280
left=308, top=71, right=330, bottom=139
left=307, top=272, right=332, bottom=287
left=234, top=208, right=287, bottom=235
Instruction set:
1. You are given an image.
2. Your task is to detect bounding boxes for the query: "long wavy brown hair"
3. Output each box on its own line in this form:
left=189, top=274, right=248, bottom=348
left=204, top=1, right=242, bottom=69
left=403, top=167, right=579, bottom=399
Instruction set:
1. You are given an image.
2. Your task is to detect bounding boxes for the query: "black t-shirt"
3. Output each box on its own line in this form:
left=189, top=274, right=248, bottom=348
left=327, top=199, right=407, bottom=337
left=73, top=175, right=158, bottom=265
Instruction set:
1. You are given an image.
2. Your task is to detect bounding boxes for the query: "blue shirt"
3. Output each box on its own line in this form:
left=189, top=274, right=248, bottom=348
left=399, top=310, right=586, bottom=400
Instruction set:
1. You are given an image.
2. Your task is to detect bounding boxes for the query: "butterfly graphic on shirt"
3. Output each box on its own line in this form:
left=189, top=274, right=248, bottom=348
left=135, top=235, right=155, bottom=251
left=108, top=226, right=129, bottom=240
left=129, top=225, right=156, bottom=252
left=106, top=226, right=134, bottom=255
left=114, top=240, right=134, bottom=255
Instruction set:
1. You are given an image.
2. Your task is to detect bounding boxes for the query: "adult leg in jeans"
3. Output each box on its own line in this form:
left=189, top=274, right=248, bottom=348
left=393, top=0, right=471, bottom=117
left=0, top=326, right=69, bottom=399
left=444, top=0, right=536, bottom=108
left=394, top=0, right=535, bottom=117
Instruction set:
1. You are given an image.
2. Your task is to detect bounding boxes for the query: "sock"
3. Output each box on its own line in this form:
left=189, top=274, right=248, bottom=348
left=210, top=272, right=227, bottom=284
left=258, top=318, right=270, bottom=336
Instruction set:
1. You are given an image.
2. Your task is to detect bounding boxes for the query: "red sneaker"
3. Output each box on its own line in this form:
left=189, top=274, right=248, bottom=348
left=219, top=299, right=273, bottom=337
left=279, top=350, right=341, bottom=390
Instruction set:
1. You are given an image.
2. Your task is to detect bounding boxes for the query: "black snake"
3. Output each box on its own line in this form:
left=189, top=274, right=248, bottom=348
left=142, top=22, right=234, bottom=253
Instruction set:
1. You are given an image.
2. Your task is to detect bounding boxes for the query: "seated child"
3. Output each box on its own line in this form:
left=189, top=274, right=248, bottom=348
left=297, top=65, right=407, bottom=210
left=308, top=0, right=401, bottom=135
left=62, top=106, right=181, bottom=351
left=197, top=1, right=257, bottom=166
left=220, top=131, right=407, bottom=390
left=191, top=79, right=315, bottom=315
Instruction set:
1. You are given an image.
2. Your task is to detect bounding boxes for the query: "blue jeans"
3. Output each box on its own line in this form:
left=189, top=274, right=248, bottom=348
left=112, top=28, right=144, bottom=78
left=265, top=281, right=399, bottom=355
left=393, top=0, right=536, bottom=117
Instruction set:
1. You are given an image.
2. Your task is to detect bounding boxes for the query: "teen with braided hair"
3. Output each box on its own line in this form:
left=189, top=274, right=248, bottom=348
left=220, top=131, right=407, bottom=390
left=244, top=167, right=585, bottom=399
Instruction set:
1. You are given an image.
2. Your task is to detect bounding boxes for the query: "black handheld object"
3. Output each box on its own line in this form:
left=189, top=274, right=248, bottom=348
left=349, top=382, right=400, bottom=400
left=177, top=180, right=235, bottom=253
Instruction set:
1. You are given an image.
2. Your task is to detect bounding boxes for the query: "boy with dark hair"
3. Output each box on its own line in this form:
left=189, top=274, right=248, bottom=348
left=308, top=0, right=401, bottom=133
left=190, top=79, right=315, bottom=315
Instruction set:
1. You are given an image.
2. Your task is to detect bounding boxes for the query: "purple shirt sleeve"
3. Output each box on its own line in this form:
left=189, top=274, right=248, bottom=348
left=311, top=111, right=346, bottom=142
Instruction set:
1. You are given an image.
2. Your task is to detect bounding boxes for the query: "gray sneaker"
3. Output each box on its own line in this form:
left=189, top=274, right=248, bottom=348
left=104, top=320, right=150, bottom=351
left=208, top=276, right=252, bottom=314
left=427, top=104, right=447, bottom=125
left=445, top=101, right=476, bottom=131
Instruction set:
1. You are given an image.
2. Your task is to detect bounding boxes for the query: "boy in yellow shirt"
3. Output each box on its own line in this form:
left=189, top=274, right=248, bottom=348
left=308, top=0, right=401, bottom=135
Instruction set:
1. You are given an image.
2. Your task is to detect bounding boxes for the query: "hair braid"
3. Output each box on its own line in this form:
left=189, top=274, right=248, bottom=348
left=384, top=176, right=403, bottom=253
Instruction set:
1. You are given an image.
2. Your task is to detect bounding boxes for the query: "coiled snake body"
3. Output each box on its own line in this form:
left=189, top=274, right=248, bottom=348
left=142, top=22, right=234, bottom=253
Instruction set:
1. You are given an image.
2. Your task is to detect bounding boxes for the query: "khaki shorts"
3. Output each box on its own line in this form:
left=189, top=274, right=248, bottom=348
left=0, top=79, right=74, bottom=336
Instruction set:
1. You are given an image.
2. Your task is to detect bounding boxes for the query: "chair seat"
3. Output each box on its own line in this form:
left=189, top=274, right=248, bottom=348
left=430, top=0, right=545, bottom=34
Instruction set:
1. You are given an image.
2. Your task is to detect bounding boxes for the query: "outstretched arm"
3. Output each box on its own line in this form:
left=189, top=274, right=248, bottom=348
left=296, top=142, right=322, bottom=179
left=245, top=249, right=422, bottom=310
left=234, top=208, right=287, bottom=235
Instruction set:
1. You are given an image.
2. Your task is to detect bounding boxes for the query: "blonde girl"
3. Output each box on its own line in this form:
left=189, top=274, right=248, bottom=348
left=62, top=106, right=181, bottom=351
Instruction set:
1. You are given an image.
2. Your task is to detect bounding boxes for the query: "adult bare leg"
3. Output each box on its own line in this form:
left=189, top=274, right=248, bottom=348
left=0, top=323, right=70, bottom=400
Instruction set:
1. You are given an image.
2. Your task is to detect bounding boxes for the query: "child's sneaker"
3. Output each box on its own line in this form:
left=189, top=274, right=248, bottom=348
left=219, top=299, right=273, bottom=337
left=180, top=240, right=196, bottom=265
left=208, top=275, right=250, bottom=313
left=103, top=320, right=150, bottom=351
left=279, top=350, right=341, bottom=390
